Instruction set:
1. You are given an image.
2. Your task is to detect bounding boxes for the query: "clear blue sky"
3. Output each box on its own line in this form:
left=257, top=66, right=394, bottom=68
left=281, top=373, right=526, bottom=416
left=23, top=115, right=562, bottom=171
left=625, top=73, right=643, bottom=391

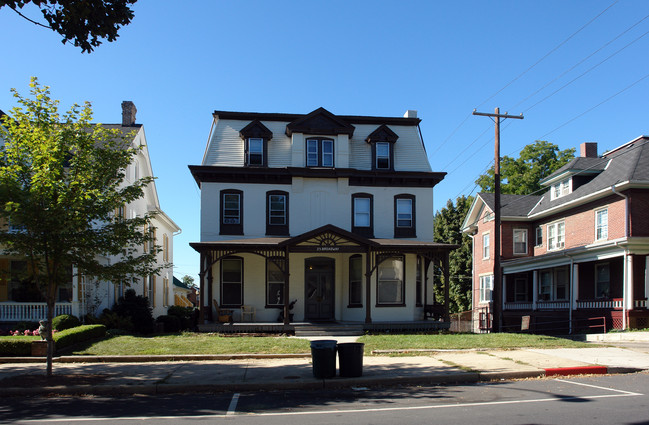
left=2, top=1, right=648, bottom=283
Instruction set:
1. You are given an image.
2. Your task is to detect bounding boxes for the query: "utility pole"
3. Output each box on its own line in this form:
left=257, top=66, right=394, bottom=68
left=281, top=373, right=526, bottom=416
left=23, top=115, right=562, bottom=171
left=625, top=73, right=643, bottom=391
left=472, top=107, right=523, bottom=332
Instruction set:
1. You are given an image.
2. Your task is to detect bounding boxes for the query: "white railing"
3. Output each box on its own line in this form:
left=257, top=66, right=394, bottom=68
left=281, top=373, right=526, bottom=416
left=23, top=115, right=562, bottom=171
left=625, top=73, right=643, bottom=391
left=636, top=299, right=648, bottom=308
left=576, top=299, right=623, bottom=309
left=537, top=301, right=570, bottom=310
left=503, top=302, right=533, bottom=311
left=0, top=302, right=72, bottom=322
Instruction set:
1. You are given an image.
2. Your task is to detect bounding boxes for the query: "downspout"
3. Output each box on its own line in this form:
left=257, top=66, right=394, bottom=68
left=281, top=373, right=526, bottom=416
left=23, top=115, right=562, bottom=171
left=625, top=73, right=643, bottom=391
left=611, top=185, right=630, bottom=329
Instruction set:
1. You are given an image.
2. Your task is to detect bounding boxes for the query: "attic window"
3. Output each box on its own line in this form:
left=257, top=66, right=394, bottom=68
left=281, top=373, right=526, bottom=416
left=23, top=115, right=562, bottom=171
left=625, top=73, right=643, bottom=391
left=366, top=124, right=398, bottom=171
left=551, top=178, right=571, bottom=200
left=239, top=120, right=272, bottom=167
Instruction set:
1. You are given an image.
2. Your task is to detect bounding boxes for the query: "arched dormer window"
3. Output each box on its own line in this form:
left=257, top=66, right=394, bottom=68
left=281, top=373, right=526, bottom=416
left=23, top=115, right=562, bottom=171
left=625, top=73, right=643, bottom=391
left=239, top=120, right=272, bottom=167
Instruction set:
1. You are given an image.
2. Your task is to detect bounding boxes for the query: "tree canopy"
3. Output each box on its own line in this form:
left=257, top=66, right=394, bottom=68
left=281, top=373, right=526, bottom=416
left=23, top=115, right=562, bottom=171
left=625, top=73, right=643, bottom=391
left=475, top=140, right=575, bottom=195
left=0, top=78, right=159, bottom=374
left=1, top=0, right=137, bottom=53
left=433, top=195, right=474, bottom=314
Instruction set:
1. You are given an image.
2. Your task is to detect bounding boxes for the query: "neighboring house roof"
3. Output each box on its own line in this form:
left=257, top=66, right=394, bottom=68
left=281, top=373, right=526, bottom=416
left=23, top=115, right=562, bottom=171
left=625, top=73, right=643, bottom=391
left=529, top=136, right=649, bottom=218
left=173, top=276, right=191, bottom=290
left=461, top=192, right=542, bottom=234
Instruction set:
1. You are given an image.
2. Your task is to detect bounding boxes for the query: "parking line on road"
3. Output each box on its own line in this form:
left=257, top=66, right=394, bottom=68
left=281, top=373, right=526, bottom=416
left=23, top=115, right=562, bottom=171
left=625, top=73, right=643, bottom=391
left=227, top=393, right=240, bottom=416
left=557, top=379, right=643, bottom=396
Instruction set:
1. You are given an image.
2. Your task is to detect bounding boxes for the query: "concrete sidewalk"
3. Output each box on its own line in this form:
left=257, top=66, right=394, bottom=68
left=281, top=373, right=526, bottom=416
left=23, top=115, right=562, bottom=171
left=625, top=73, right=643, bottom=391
left=1, top=332, right=649, bottom=396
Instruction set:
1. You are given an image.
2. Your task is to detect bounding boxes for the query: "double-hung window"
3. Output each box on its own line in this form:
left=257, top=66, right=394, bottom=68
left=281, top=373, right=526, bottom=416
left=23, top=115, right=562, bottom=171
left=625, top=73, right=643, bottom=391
left=535, top=226, right=543, bottom=246
left=220, top=189, right=243, bottom=235
left=539, top=266, right=569, bottom=301
left=394, top=194, right=416, bottom=238
left=479, top=275, right=493, bottom=303
left=513, top=229, right=527, bottom=255
left=551, top=178, right=571, bottom=200
left=483, top=233, right=490, bottom=259
left=352, top=193, right=373, bottom=237
left=375, top=142, right=391, bottom=170
left=595, top=263, right=610, bottom=298
left=306, top=138, right=334, bottom=167
left=547, top=221, right=565, bottom=251
left=595, top=208, right=608, bottom=241
left=221, top=257, right=243, bottom=307
left=377, top=256, right=404, bottom=305
left=246, top=138, right=264, bottom=166
left=266, top=191, right=289, bottom=236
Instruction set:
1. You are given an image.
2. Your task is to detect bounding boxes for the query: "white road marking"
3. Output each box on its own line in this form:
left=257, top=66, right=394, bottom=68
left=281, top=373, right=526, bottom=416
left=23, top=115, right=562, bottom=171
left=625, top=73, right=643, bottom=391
left=227, top=393, right=240, bottom=416
left=12, top=381, right=645, bottom=422
left=557, top=379, right=643, bottom=396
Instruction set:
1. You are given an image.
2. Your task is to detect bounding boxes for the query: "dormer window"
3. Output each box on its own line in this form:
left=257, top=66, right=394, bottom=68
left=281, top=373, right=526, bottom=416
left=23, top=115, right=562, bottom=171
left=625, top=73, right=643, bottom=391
left=246, top=138, right=264, bottom=166
left=239, top=120, right=272, bottom=167
left=551, top=178, right=571, bottom=200
left=366, top=124, right=398, bottom=171
left=306, top=138, right=334, bottom=167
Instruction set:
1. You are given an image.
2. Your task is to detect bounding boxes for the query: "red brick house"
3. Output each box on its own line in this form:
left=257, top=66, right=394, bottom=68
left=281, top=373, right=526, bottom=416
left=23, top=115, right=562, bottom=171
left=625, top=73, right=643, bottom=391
left=462, top=138, right=649, bottom=333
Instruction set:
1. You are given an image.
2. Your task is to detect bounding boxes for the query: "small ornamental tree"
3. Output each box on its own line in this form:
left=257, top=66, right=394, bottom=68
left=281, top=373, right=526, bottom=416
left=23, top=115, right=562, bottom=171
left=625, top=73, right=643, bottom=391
left=0, top=78, right=161, bottom=376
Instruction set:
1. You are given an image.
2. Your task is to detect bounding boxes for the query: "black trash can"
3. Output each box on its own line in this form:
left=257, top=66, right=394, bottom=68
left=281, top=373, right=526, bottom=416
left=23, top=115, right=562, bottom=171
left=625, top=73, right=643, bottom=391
left=337, top=342, right=364, bottom=377
left=310, top=340, right=337, bottom=379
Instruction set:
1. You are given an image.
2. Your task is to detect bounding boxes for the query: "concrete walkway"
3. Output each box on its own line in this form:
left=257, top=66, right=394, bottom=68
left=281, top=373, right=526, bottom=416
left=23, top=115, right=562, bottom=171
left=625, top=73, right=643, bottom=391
left=1, top=332, right=648, bottom=396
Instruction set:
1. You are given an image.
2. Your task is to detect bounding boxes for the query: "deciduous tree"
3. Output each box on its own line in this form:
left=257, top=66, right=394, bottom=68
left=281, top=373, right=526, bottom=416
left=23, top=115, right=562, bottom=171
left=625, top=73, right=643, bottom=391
left=1, top=0, right=137, bottom=53
left=0, top=78, right=160, bottom=376
left=475, top=140, right=575, bottom=195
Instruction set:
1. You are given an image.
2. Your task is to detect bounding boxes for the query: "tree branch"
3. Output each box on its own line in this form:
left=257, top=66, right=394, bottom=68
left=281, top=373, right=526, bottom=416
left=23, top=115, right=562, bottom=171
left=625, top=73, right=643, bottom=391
left=10, top=6, right=52, bottom=30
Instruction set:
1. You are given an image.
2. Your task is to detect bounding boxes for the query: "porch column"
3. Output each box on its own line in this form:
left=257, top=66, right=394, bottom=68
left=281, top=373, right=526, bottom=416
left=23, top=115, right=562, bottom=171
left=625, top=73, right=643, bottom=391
left=532, top=270, right=538, bottom=310
left=207, top=262, right=214, bottom=322
left=502, top=275, right=507, bottom=311
left=572, top=264, right=579, bottom=311
left=627, top=255, right=634, bottom=311
left=365, top=249, right=372, bottom=324
left=645, top=257, right=649, bottom=307
left=71, top=270, right=80, bottom=318
left=283, top=247, right=290, bottom=325
left=198, top=252, right=206, bottom=323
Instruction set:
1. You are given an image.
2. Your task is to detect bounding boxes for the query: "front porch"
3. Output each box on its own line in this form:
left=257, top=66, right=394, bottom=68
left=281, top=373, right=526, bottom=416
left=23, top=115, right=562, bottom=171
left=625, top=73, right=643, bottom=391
left=0, top=302, right=74, bottom=323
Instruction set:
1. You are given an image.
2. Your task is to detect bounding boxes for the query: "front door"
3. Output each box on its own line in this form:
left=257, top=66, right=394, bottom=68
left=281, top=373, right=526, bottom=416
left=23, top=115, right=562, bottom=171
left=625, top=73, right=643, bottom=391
left=304, top=258, right=335, bottom=321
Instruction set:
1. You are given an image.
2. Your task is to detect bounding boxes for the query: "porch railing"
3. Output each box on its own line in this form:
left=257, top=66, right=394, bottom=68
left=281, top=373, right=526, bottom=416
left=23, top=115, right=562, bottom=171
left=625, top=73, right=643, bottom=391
left=577, top=299, right=623, bottom=309
left=0, top=302, right=72, bottom=322
left=537, top=301, right=570, bottom=310
left=503, top=302, right=533, bottom=311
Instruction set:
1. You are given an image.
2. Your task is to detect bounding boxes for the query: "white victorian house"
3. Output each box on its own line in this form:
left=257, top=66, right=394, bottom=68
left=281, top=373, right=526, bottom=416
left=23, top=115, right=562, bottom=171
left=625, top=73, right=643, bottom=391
left=190, top=107, right=455, bottom=329
left=0, top=102, right=180, bottom=323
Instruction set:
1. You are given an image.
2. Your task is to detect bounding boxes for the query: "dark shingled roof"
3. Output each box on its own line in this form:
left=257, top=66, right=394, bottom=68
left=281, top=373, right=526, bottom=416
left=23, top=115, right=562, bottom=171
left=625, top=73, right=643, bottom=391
left=540, top=157, right=609, bottom=183
left=479, top=193, right=542, bottom=217
left=530, top=137, right=649, bottom=215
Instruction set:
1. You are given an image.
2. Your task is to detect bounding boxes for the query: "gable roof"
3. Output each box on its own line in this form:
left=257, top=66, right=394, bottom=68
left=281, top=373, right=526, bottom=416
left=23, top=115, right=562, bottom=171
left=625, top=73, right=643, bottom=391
left=540, top=157, right=609, bottom=186
left=461, top=192, right=542, bottom=234
left=530, top=136, right=649, bottom=217
left=365, top=124, right=399, bottom=144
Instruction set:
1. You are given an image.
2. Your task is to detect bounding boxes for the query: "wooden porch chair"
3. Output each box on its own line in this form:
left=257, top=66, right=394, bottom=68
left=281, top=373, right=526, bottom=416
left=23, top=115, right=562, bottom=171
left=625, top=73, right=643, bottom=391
left=213, top=300, right=233, bottom=323
left=240, top=305, right=256, bottom=322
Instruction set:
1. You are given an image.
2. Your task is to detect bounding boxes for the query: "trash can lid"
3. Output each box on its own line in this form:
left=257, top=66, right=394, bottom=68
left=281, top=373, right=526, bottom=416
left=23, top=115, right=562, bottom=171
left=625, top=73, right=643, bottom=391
left=310, top=340, right=338, bottom=349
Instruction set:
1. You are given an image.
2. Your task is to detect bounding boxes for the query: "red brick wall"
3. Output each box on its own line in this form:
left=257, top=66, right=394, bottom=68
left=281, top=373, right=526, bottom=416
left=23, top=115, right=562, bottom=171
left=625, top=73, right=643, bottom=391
left=629, top=190, right=649, bottom=237
left=472, top=207, right=495, bottom=307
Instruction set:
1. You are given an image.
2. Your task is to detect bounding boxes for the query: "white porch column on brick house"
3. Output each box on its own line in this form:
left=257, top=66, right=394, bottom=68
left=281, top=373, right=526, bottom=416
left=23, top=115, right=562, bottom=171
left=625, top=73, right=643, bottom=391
left=532, top=270, right=538, bottom=310
left=627, top=254, right=635, bottom=310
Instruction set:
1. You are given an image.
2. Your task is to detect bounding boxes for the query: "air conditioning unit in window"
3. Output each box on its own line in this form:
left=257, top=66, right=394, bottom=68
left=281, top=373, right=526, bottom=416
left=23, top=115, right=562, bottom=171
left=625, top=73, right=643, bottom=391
left=558, top=242, right=565, bottom=248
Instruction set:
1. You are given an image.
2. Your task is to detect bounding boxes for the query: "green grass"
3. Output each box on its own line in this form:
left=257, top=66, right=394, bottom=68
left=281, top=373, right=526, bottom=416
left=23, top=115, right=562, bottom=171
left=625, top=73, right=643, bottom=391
left=358, top=332, right=591, bottom=352
left=69, top=333, right=312, bottom=356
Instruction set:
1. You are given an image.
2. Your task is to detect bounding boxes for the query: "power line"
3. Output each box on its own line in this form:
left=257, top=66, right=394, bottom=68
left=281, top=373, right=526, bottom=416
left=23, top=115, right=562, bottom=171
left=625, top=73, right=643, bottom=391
left=475, top=0, right=619, bottom=110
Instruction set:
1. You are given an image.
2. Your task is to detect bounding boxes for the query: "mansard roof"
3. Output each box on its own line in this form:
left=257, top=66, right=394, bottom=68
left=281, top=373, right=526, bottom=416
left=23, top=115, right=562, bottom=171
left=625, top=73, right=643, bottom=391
left=285, top=107, right=355, bottom=137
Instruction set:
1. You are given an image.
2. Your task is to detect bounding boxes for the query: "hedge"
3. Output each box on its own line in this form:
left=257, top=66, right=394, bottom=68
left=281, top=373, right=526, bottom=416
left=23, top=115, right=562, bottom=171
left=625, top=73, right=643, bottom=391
left=0, top=325, right=106, bottom=356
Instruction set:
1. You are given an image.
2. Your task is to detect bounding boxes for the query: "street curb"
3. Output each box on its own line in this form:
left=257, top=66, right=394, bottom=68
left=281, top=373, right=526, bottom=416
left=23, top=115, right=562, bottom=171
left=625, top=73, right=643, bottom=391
left=544, top=366, right=608, bottom=377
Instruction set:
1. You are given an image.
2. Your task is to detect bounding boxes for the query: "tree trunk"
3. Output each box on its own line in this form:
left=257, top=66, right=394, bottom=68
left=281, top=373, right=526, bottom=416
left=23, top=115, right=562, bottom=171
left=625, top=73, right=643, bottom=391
left=46, top=281, right=56, bottom=377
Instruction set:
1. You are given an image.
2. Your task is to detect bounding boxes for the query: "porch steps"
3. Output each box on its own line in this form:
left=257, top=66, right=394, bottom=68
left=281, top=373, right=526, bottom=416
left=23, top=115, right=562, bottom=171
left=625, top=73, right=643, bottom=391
left=294, top=323, right=364, bottom=337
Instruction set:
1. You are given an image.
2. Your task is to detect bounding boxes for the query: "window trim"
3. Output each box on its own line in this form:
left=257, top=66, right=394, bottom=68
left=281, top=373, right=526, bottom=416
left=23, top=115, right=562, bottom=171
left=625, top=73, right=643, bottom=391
left=351, top=193, right=374, bottom=238
left=479, top=274, right=493, bottom=303
left=535, top=225, right=543, bottom=247
left=220, top=189, right=244, bottom=235
left=372, top=141, right=394, bottom=171
left=513, top=228, right=528, bottom=255
left=306, top=138, right=335, bottom=168
left=221, top=256, right=243, bottom=307
left=595, top=207, right=608, bottom=241
left=348, top=254, right=363, bottom=308
left=547, top=221, right=565, bottom=251
left=245, top=137, right=266, bottom=167
left=482, top=232, right=490, bottom=260
left=595, top=262, right=610, bottom=299
left=551, top=178, right=571, bottom=200
left=376, top=255, right=405, bottom=307
left=266, top=191, right=289, bottom=236
left=394, top=194, right=416, bottom=238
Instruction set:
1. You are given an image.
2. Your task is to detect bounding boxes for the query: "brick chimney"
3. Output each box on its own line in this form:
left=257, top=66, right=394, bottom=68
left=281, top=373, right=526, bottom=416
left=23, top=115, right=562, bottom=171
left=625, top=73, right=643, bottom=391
left=121, top=101, right=137, bottom=126
left=580, top=142, right=597, bottom=158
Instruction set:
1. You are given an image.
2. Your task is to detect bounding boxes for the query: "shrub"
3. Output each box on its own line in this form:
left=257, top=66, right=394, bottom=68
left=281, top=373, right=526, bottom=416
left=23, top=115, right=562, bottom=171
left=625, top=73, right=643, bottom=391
left=99, top=309, right=134, bottom=332
left=112, top=289, right=154, bottom=334
left=0, top=337, right=33, bottom=356
left=52, top=314, right=81, bottom=331
left=156, top=315, right=181, bottom=333
left=53, top=325, right=106, bottom=350
left=167, top=306, right=197, bottom=330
